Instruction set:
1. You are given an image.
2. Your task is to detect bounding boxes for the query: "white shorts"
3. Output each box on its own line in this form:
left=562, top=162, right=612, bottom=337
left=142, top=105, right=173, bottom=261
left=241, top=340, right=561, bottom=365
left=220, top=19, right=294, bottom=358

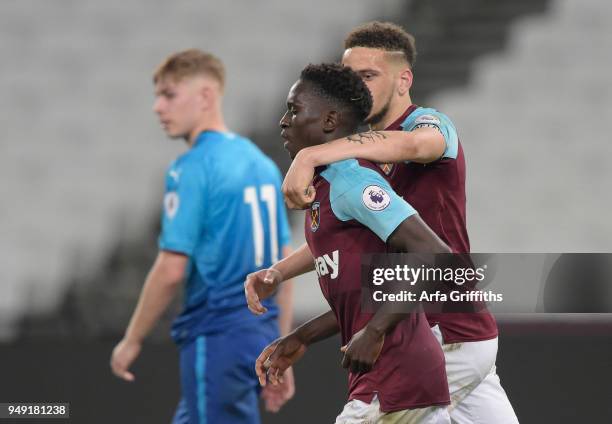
left=431, top=325, right=519, bottom=424
left=335, top=395, right=450, bottom=424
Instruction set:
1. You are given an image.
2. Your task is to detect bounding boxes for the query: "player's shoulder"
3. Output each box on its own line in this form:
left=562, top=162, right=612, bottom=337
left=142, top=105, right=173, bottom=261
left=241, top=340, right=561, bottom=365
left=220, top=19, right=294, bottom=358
left=321, top=159, right=387, bottom=199
left=191, top=131, right=264, bottom=163
left=401, top=106, right=456, bottom=132
left=221, top=132, right=271, bottom=160
left=320, top=158, right=362, bottom=184
left=162, top=157, right=203, bottom=192
left=165, top=140, right=211, bottom=184
left=403, top=106, right=460, bottom=160
left=221, top=133, right=284, bottom=183
left=173, top=147, right=204, bottom=172
left=236, top=135, right=282, bottom=178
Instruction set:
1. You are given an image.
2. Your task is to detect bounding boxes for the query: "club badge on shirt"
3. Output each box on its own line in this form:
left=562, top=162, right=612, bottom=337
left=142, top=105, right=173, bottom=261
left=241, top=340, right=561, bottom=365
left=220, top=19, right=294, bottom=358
left=310, top=201, right=321, bottom=232
left=164, top=192, right=180, bottom=219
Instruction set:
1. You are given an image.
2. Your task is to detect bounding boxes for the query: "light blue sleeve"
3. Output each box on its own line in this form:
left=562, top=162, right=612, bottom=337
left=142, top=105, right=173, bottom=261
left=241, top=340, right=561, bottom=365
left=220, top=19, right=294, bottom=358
left=158, top=160, right=206, bottom=255
left=277, top=186, right=292, bottom=248
left=324, top=162, right=417, bottom=242
left=402, top=108, right=459, bottom=159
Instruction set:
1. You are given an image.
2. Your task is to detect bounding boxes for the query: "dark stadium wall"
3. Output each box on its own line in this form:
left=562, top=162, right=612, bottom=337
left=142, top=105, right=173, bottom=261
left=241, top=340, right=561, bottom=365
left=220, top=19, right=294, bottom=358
left=1, top=329, right=611, bottom=423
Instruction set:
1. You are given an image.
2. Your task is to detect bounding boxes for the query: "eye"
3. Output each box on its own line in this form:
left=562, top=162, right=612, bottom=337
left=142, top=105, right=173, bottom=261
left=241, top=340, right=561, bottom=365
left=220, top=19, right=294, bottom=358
left=361, top=72, right=376, bottom=81
left=163, top=90, right=176, bottom=100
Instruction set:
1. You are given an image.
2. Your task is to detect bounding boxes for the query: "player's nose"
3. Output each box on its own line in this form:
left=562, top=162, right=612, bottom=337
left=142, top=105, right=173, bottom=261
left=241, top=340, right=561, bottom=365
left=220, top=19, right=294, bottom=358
left=152, top=97, right=164, bottom=114
left=279, top=112, right=290, bottom=129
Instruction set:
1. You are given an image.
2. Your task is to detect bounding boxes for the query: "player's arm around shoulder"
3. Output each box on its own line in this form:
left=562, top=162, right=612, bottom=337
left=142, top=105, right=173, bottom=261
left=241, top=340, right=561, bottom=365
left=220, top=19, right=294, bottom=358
left=396, top=126, right=446, bottom=164
left=282, top=127, right=445, bottom=209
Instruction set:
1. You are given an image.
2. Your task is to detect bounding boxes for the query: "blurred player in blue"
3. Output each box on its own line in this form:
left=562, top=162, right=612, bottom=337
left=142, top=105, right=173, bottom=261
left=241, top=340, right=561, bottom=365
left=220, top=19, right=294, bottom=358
left=110, top=49, right=295, bottom=424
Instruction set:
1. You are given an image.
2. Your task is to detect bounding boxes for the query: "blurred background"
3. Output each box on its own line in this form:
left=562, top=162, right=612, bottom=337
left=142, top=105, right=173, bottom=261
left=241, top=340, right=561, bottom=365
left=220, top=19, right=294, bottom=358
left=1, top=0, right=611, bottom=422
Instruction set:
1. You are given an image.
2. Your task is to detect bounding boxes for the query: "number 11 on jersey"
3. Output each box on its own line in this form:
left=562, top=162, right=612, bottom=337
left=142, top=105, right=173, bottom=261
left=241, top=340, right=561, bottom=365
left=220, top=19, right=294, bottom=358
left=244, top=185, right=279, bottom=267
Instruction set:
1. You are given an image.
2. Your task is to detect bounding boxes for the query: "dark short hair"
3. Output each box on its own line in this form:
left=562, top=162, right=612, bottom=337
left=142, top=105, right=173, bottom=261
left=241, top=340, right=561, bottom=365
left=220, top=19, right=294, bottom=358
left=345, top=21, right=416, bottom=67
left=300, top=63, right=372, bottom=124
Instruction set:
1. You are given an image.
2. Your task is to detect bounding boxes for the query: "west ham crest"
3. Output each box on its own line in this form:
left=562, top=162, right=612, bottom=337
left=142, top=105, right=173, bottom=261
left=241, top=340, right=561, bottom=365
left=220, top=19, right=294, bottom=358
left=310, top=202, right=320, bottom=232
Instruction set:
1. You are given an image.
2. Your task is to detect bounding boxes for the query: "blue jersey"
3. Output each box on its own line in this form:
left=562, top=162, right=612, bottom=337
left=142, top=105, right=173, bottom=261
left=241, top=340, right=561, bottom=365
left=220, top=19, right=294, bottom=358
left=159, top=130, right=291, bottom=343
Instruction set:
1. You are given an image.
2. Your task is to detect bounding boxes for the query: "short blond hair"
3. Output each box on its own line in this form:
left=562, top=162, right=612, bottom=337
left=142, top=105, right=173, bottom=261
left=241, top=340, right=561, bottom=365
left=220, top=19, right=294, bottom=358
left=153, top=49, right=226, bottom=88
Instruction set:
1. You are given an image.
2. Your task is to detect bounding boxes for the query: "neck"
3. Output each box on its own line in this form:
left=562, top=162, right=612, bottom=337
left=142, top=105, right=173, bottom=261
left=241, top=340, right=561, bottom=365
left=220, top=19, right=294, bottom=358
left=324, top=126, right=358, bottom=144
left=370, top=94, right=413, bottom=130
left=187, top=108, right=228, bottom=147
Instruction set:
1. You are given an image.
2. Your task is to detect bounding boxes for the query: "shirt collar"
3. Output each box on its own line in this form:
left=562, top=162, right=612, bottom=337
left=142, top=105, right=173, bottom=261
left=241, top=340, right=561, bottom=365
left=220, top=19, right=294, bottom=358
left=193, top=130, right=227, bottom=146
left=384, top=104, right=419, bottom=131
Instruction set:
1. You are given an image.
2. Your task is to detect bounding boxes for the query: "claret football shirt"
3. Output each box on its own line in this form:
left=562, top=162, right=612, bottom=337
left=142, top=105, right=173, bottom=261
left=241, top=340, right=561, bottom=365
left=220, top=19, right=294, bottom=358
left=305, top=158, right=449, bottom=412
left=385, top=105, right=498, bottom=343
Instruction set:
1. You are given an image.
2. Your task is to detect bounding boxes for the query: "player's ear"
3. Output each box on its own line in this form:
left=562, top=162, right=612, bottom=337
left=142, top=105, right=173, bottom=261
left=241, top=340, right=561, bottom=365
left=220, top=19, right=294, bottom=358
left=397, top=67, right=413, bottom=96
left=199, top=86, right=213, bottom=109
left=323, top=110, right=339, bottom=133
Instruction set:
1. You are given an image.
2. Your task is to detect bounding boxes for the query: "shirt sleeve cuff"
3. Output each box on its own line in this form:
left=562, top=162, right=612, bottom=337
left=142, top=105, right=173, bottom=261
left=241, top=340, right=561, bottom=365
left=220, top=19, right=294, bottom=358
left=158, top=239, right=194, bottom=256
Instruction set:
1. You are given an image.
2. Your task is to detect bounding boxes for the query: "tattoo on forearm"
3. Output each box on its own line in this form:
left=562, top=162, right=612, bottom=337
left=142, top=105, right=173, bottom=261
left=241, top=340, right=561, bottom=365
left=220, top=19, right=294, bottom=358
left=345, top=131, right=387, bottom=144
